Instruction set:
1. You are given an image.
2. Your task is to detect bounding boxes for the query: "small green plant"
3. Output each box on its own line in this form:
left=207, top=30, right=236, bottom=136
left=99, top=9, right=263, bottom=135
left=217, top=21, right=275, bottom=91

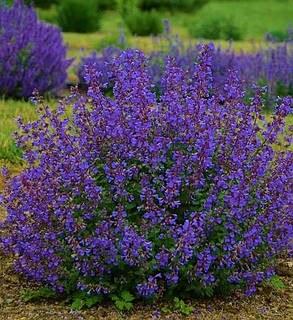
left=111, top=290, right=135, bottom=311
left=162, top=297, right=195, bottom=316
left=57, top=0, right=101, bottom=33
left=268, top=275, right=285, bottom=289
left=70, top=290, right=104, bottom=310
left=20, top=287, right=58, bottom=302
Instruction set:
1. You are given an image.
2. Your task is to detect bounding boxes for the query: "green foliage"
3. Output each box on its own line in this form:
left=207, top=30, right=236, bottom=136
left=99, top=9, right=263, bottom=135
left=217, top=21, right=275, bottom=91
left=71, top=290, right=104, bottom=310
left=19, top=277, right=104, bottom=311
left=189, top=14, right=242, bottom=40
left=122, top=7, right=163, bottom=36
left=96, top=0, right=116, bottom=11
left=139, top=0, right=209, bottom=12
left=20, top=287, right=58, bottom=302
left=268, top=275, right=285, bottom=289
left=36, top=5, right=58, bottom=25
left=57, top=0, right=101, bottom=33
left=162, top=297, right=195, bottom=315
left=221, top=18, right=242, bottom=40
left=31, top=0, right=59, bottom=8
left=95, top=32, right=128, bottom=51
left=189, top=15, right=221, bottom=40
left=0, top=141, right=23, bottom=164
left=4, top=0, right=58, bottom=7
left=116, top=0, right=140, bottom=15
left=194, top=0, right=293, bottom=40
left=267, top=30, right=290, bottom=42
left=111, top=290, right=135, bottom=311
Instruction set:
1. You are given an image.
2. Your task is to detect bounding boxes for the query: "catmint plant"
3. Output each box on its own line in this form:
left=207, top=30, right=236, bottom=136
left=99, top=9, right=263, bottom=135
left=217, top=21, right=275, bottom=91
left=0, top=0, right=72, bottom=99
left=78, top=20, right=293, bottom=107
left=1, top=46, right=292, bottom=304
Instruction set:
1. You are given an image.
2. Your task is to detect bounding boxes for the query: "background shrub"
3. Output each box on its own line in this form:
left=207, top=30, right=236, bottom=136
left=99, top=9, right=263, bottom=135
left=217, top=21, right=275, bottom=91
left=139, top=0, right=209, bottom=12
left=96, top=0, right=116, bottom=10
left=0, top=0, right=72, bottom=99
left=189, top=16, right=221, bottom=39
left=265, top=30, right=291, bottom=42
left=221, top=18, right=242, bottom=40
left=31, top=0, right=59, bottom=8
left=1, top=47, right=292, bottom=307
left=4, top=0, right=58, bottom=7
left=57, top=0, right=101, bottom=33
left=122, top=8, right=163, bottom=36
left=189, top=14, right=242, bottom=40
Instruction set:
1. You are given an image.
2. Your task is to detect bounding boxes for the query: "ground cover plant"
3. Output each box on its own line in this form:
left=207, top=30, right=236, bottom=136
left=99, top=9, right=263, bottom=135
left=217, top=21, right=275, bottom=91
left=0, top=45, right=292, bottom=312
left=0, top=0, right=72, bottom=99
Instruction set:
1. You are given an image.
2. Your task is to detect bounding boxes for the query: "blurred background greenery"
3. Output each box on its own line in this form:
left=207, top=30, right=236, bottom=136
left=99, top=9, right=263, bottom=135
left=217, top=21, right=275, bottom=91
left=5, top=0, right=293, bottom=41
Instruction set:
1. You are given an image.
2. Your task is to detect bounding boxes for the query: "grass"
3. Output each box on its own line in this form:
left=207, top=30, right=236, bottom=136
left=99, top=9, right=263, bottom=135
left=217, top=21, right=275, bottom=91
left=189, top=0, right=293, bottom=41
left=0, top=99, right=59, bottom=163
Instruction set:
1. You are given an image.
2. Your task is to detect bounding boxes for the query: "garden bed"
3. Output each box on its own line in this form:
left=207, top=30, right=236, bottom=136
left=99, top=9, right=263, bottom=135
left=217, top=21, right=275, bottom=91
left=0, top=251, right=292, bottom=319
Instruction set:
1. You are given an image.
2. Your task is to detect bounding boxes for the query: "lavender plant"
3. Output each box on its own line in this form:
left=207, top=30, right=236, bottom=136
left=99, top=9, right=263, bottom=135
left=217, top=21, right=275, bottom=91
left=0, top=0, right=72, bottom=99
left=1, top=46, right=292, bottom=307
left=78, top=21, right=293, bottom=108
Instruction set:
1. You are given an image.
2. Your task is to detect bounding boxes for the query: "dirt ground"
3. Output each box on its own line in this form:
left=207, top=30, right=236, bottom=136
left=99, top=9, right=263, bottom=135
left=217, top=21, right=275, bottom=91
left=0, top=163, right=292, bottom=320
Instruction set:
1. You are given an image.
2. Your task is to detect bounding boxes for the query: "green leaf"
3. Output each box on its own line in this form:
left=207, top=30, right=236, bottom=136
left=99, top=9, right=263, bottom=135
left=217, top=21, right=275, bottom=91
left=181, top=306, right=195, bottom=315
left=124, top=301, right=133, bottom=311
left=111, top=294, right=120, bottom=302
left=20, top=287, right=57, bottom=303
left=162, top=306, right=170, bottom=313
left=71, top=298, right=85, bottom=310
left=85, top=294, right=103, bottom=308
left=115, top=299, right=125, bottom=311
left=121, top=290, right=135, bottom=302
left=269, top=275, right=285, bottom=289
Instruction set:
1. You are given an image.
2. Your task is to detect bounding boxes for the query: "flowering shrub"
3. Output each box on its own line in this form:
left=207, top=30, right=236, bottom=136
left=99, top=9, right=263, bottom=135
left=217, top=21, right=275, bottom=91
left=0, top=0, right=72, bottom=99
left=78, top=21, right=293, bottom=107
left=77, top=46, right=122, bottom=89
left=1, top=46, right=293, bottom=306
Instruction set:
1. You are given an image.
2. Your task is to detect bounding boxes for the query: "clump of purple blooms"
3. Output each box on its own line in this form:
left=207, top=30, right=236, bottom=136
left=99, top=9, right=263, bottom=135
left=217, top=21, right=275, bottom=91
left=0, top=0, right=72, bottom=99
left=1, top=46, right=293, bottom=301
left=78, top=21, right=293, bottom=107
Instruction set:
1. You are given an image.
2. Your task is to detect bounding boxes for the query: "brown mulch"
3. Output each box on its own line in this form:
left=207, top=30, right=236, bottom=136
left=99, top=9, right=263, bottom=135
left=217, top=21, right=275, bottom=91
left=0, top=163, right=292, bottom=320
